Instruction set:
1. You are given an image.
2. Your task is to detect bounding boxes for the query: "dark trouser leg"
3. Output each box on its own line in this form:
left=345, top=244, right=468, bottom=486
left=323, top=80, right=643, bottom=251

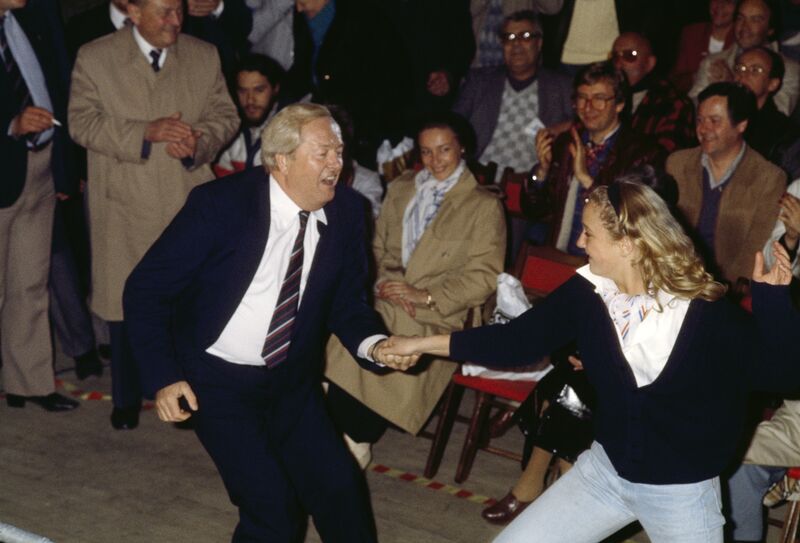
left=325, top=381, right=388, bottom=444
left=108, top=321, right=141, bottom=409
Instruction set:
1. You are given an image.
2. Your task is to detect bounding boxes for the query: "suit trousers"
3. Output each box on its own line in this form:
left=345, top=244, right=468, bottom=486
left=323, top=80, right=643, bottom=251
left=0, top=144, right=56, bottom=396
left=186, top=352, right=378, bottom=543
left=109, top=320, right=141, bottom=409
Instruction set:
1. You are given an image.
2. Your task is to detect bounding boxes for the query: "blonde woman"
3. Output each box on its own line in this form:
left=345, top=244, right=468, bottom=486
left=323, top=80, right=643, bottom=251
left=384, top=178, right=800, bottom=543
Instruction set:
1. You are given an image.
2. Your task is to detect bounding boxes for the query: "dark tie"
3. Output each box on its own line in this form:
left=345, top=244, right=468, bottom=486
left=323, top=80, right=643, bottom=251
left=123, top=18, right=133, bottom=27
left=149, top=49, right=162, bottom=72
left=261, top=211, right=310, bottom=368
left=0, top=16, right=32, bottom=117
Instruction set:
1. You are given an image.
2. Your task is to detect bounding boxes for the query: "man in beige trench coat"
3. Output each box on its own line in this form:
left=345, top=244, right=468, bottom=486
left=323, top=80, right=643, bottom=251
left=68, top=0, right=238, bottom=429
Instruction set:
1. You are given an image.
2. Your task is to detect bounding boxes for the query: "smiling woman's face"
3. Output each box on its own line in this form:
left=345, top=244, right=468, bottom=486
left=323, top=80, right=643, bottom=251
left=418, top=127, right=462, bottom=181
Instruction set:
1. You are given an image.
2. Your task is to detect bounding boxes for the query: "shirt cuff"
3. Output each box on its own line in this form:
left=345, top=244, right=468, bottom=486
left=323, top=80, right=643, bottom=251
left=212, top=1, right=224, bottom=17
left=358, top=334, right=388, bottom=365
left=141, top=139, right=152, bottom=160
left=181, top=156, right=195, bottom=170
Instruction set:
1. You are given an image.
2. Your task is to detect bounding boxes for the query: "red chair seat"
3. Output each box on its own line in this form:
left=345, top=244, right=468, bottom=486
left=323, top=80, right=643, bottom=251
left=452, top=374, right=536, bottom=403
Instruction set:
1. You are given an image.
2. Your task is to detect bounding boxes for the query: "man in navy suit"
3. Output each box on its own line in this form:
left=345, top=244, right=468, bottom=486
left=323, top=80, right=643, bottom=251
left=0, top=0, right=79, bottom=411
left=124, top=103, right=416, bottom=542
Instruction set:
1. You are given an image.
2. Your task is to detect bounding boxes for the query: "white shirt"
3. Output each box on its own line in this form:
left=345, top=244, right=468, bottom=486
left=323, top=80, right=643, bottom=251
left=133, top=26, right=167, bottom=70
left=577, top=265, right=690, bottom=387
left=208, top=176, right=384, bottom=365
left=109, top=3, right=128, bottom=30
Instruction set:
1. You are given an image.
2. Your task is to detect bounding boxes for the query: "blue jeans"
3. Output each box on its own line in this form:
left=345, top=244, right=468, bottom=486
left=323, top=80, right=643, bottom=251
left=495, top=442, right=725, bottom=543
left=727, top=463, right=785, bottom=541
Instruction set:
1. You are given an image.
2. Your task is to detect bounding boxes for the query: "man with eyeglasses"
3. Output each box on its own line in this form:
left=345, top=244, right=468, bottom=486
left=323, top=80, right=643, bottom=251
left=454, top=9, right=572, bottom=180
left=690, top=0, right=800, bottom=116
left=610, top=32, right=696, bottom=154
left=667, top=81, right=785, bottom=286
left=522, top=60, right=665, bottom=256
left=734, top=45, right=800, bottom=179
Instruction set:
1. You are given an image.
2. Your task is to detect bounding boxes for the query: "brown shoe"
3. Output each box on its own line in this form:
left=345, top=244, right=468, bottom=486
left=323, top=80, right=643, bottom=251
left=481, top=491, right=531, bottom=525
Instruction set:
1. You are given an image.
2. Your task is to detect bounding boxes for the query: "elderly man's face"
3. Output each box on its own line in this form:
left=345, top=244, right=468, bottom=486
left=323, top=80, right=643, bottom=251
left=734, top=49, right=780, bottom=102
left=277, top=117, right=343, bottom=211
left=735, top=0, right=773, bottom=49
left=129, top=0, right=183, bottom=49
left=697, top=95, right=746, bottom=158
left=611, top=33, right=656, bottom=87
left=501, top=19, right=542, bottom=80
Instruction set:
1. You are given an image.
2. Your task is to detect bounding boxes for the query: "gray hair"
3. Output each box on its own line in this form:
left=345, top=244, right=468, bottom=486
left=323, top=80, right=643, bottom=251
left=260, top=103, right=338, bottom=170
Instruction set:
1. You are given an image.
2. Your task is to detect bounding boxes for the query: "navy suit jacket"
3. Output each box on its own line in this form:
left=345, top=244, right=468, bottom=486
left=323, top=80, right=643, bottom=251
left=123, top=167, right=389, bottom=397
left=0, top=6, right=75, bottom=208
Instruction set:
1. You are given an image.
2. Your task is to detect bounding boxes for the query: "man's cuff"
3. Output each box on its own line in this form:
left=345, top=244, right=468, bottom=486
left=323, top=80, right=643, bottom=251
left=358, top=334, right=388, bottom=365
left=212, top=0, right=224, bottom=17
left=181, top=156, right=195, bottom=170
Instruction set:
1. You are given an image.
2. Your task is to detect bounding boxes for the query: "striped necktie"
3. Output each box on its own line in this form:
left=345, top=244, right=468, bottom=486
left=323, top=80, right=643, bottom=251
left=0, top=16, right=32, bottom=118
left=261, top=211, right=310, bottom=368
left=149, top=49, right=162, bottom=72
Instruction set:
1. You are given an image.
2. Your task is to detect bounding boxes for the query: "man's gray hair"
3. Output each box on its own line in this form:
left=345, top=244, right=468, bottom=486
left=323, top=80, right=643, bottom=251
left=260, top=103, right=337, bottom=170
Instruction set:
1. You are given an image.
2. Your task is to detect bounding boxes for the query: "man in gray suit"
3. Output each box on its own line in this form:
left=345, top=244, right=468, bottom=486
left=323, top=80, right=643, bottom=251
left=454, top=9, right=573, bottom=179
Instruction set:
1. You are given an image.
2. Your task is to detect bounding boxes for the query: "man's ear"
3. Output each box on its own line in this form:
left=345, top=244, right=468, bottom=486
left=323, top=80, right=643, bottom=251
left=767, top=77, right=782, bottom=95
left=735, top=119, right=749, bottom=135
left=127, top=3, right=141, bottom=25
left=275, top=153, right=290, bottom=175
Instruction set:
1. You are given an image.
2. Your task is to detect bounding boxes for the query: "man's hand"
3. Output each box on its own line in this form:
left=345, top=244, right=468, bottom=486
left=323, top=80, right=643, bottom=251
left=753, top=241, right=793, bottom=286
left=709, top=58, right=734, bottom=83
left=11, top=106, right=55, bottom=137
left=187, top=0, right=221, bottom=17
left=155, top=380, right=198, bottom=422
left=534, top=129, right=554, bottom=179
left=373, top=336, right=421, bottom=371
left=780, top=193, right=800, bottom=249
left=166, top=129, right=202, bottom=159
left=568, top=126, right=593, bottom=189
left=145, top=112, right=193, bottom=144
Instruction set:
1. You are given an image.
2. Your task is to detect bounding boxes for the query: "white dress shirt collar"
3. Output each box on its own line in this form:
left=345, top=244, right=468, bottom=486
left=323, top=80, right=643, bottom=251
left=269, top=175, right=327, bottom=226
left=132, top=26, right=167, bottom=69
left=109, top=3, right=128, bottom=30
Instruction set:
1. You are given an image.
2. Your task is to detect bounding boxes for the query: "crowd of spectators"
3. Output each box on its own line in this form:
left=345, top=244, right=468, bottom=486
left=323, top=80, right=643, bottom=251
left=4, top=0, right=800, bottom=541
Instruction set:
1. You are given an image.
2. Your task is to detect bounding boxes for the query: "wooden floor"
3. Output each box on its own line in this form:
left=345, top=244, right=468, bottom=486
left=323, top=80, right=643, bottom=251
left=0, top=351, right=790, bottom=543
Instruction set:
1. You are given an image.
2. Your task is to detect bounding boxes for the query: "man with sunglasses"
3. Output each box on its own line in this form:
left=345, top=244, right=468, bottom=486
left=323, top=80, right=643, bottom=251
left=454, top=9, right=572, bottom=180
left=734, top=45, right=800, bottom=179
left=689, top=0, right=800, bottom=116
left=522, top=61, right=665, bottom=256
left=610, top=32, right=696, bottom=154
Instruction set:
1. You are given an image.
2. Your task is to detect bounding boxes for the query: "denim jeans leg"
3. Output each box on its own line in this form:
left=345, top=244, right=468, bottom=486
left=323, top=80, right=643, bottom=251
left=494, top=442, right=636, bottom=543
left=728, top=464, right=786, bottom=541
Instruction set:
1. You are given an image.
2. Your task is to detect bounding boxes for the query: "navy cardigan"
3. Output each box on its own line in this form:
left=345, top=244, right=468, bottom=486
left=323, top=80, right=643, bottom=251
left=451, top=276, right=800, bottom=484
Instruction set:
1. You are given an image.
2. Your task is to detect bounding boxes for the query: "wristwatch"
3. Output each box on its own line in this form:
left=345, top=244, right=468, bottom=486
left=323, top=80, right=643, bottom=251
left=425, top=291, right=437, bottom=311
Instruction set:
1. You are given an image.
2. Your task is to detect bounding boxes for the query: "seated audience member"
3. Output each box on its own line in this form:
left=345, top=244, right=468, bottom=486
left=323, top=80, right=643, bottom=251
left=383, top=179, right=800, bottom=543
left=470, top=0, right=563, bottom=68
left=728, top=400, right=800, bottom=543
left=328, top=106, right=383, bottom=219
left=690, top=0, right=800, bottom=116
left=282, top=0, right=411, bottom=168
left=181, top=0, right=253, bottom=78
left=324, top=112, right=506, bottom=466
left=764, top=176, right=800, bottom=278
left=454, top=9, right=573, bottom=179
left=214, top=54, right=284, bottom=178
left=667, top=82, right=785, bottom=286
left=671, top=0, right=736, bottom=93
left=735, top=46, right=800, bottom=178
left=523, top=61, right=665, bottom=255
left=611, top=32, right=696, bottom=153
left=246, top=0, right=294, bottom=70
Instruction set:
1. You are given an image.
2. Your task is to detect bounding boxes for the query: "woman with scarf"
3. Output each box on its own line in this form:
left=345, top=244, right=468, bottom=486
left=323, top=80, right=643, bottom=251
left=324, top=112, right=506, bottom=463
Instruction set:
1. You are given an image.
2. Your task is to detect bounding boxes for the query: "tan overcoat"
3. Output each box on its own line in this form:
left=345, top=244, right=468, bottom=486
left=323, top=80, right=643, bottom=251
left=666, top=146, right=785, bottom=285
left=745, top=400, right=800, bottom=467
left=325, top=169, right=506, bottom=434
left=69, top=28, right=239, bottom=320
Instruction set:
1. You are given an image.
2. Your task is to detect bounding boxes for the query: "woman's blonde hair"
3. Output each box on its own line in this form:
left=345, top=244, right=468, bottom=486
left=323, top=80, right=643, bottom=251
left=260, top=103, right=338, bottom=170
left=587, top=180, right=726, bottom=302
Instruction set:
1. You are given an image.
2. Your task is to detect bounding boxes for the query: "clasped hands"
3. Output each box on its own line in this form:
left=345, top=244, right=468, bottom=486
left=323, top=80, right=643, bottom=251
left=372, top=336, right=428, bottom=371
left=145, top=111, right=202, bottom=160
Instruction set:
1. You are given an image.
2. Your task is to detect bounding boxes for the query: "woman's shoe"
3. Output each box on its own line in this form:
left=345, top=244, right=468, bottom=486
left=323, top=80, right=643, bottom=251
left=481, top=491, right=532, bottom=525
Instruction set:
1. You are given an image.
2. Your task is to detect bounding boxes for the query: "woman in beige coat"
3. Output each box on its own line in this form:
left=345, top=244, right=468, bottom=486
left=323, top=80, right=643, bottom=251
left=325, top=113, right=506, bottom=458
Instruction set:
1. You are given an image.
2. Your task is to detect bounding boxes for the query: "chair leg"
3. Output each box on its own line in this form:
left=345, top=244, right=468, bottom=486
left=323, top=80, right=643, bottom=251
left=780, top=499, right=800, bottom=543
left=455, top=391, right=492, bottom=484
left=424, top=382, right=465, bottom=479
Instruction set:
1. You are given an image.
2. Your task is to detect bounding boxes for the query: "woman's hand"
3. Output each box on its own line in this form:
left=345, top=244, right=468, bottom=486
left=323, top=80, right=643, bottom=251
left=534, top=129, right=554, bottom=179
left=753, top=241, right=793, bottom=286
left=376, top=280, right=428, bottom=318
